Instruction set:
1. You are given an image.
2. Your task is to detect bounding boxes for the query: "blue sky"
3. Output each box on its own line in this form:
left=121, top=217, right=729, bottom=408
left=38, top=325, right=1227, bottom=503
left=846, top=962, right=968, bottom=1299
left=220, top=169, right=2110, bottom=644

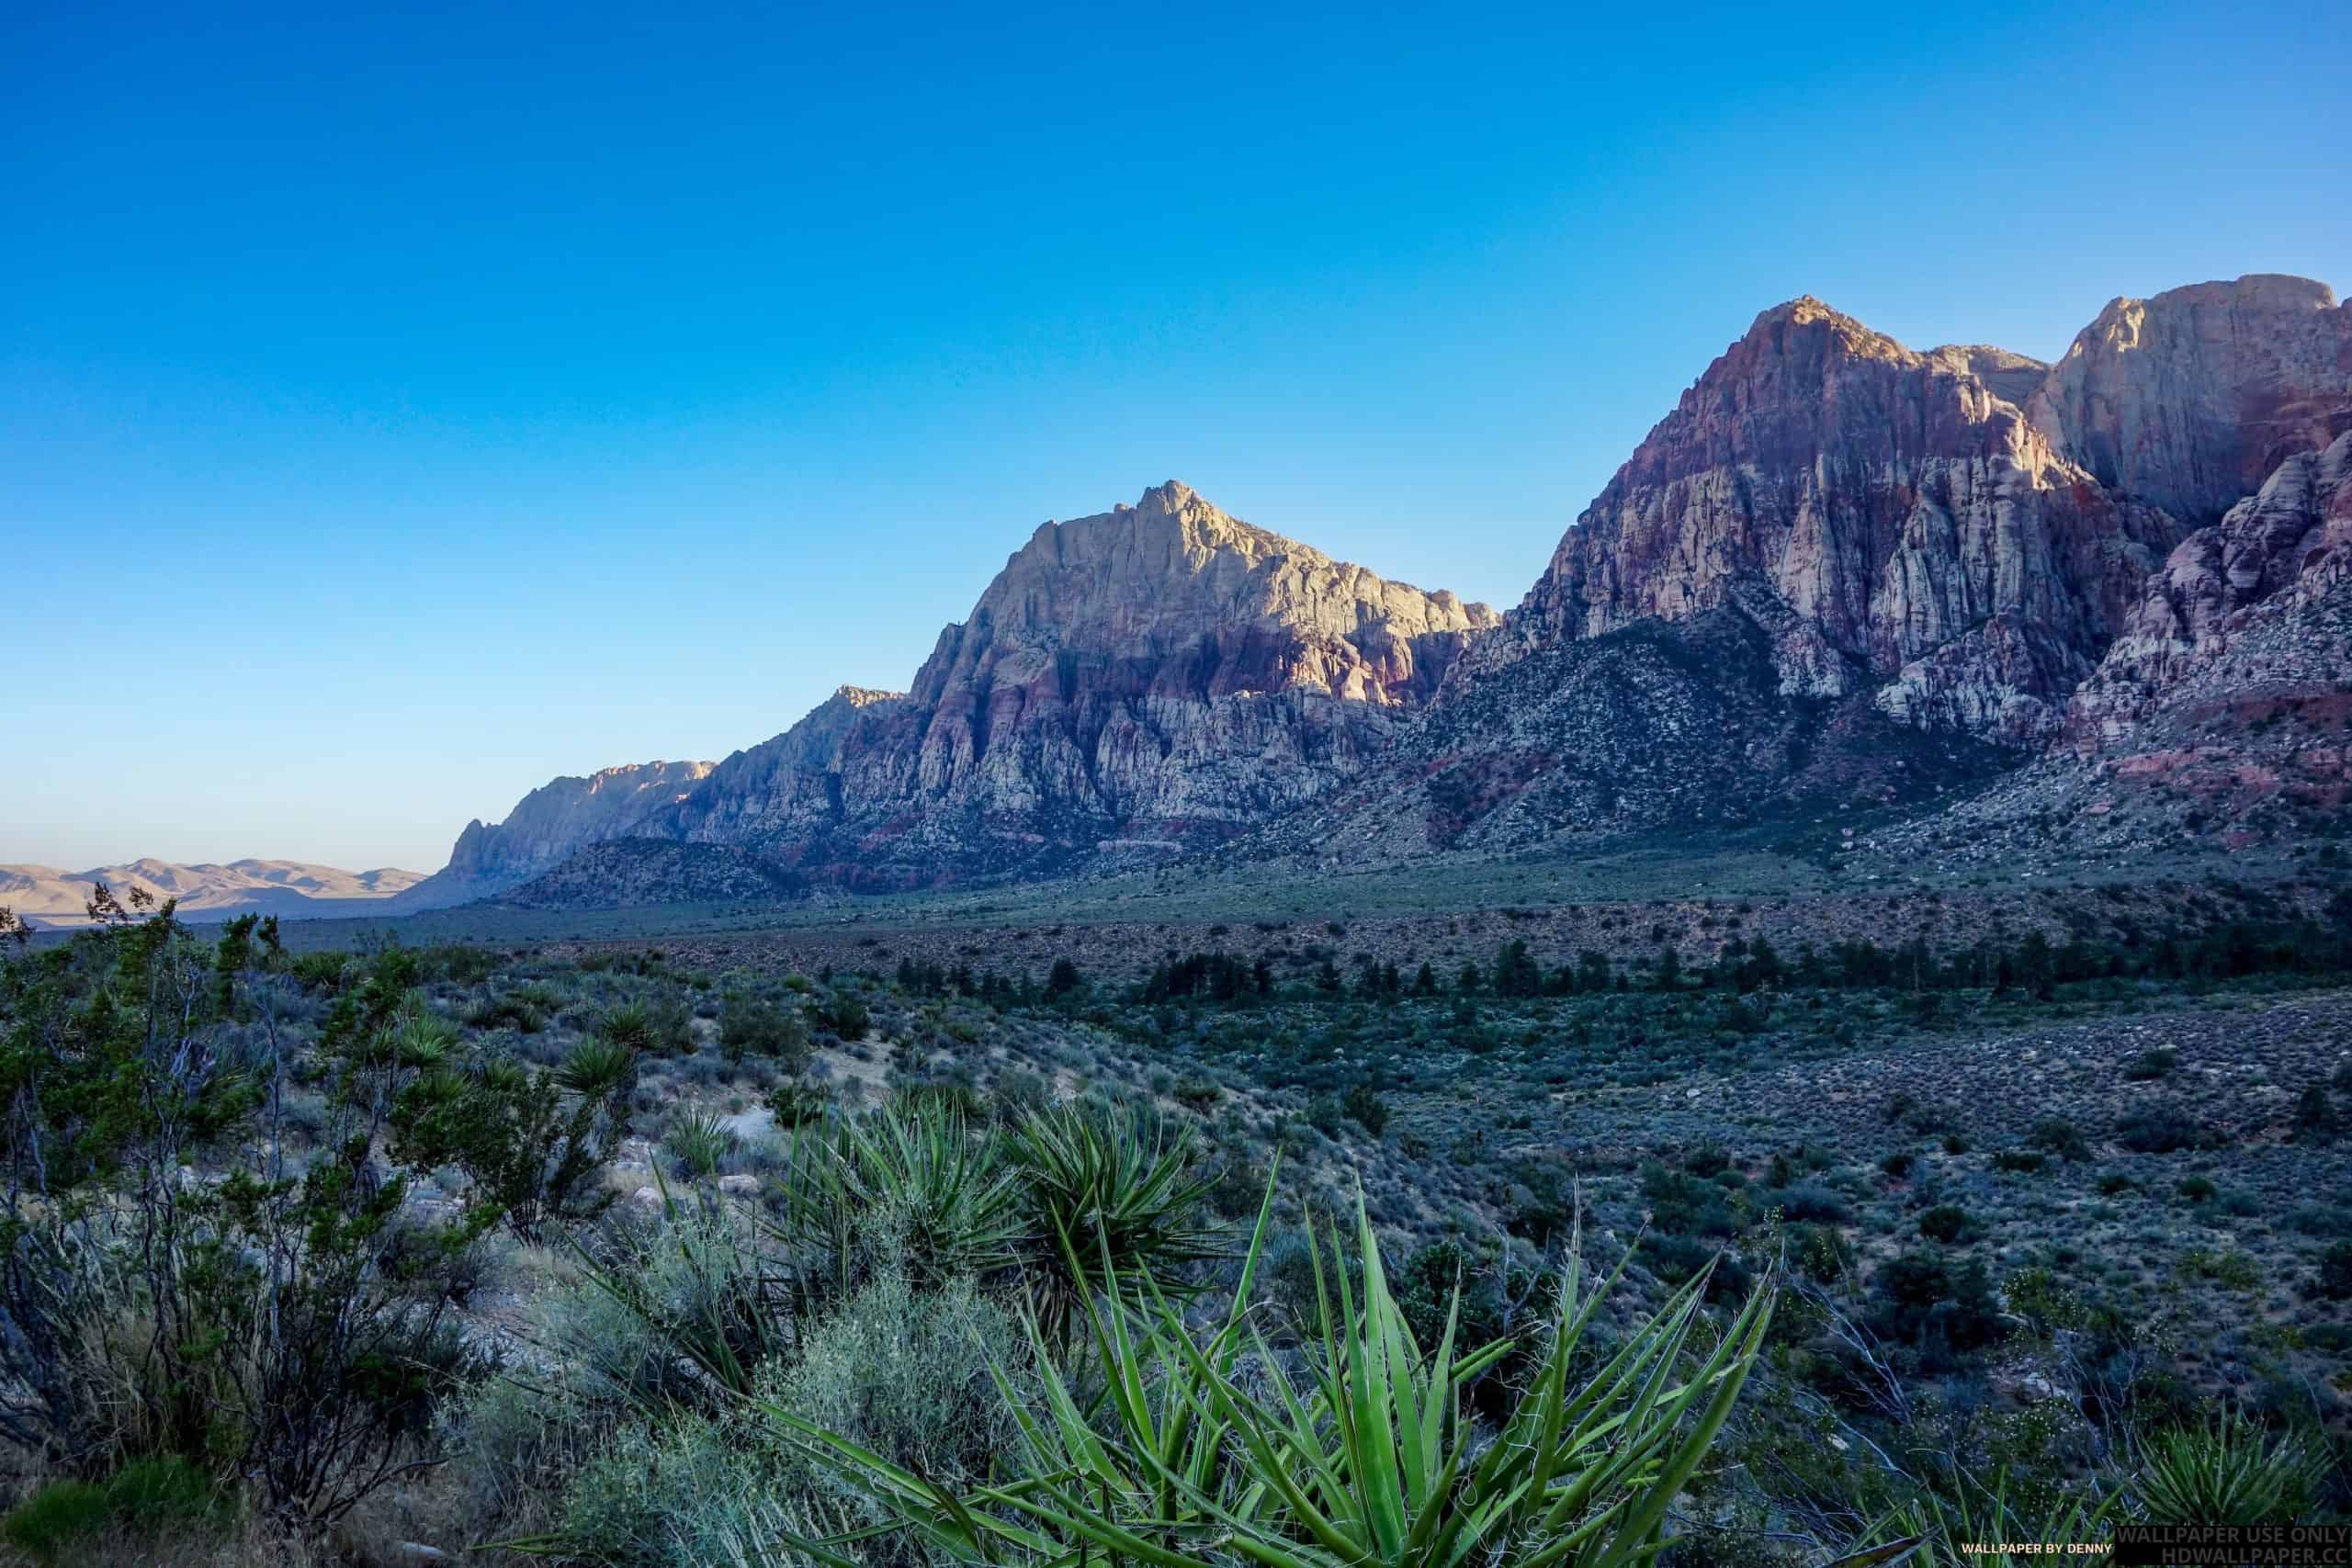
left=6, top=0, right=2346, bottom=873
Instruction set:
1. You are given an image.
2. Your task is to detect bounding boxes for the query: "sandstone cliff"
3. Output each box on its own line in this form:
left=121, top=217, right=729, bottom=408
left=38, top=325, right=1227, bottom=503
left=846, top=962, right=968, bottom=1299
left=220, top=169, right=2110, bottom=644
left=1493, top=276, right=2349, bottom=751
left=669, top=482, right=1496, bottom=883
left=1502, top=297, right=2179, bottom=745
left=395, top=758, right=717, bottom=908
left=2029, top=275, right=2351, bottom=525
left=658, top=685, right=905, bottom=855
left=1273, top=276, right=2349, bottom=864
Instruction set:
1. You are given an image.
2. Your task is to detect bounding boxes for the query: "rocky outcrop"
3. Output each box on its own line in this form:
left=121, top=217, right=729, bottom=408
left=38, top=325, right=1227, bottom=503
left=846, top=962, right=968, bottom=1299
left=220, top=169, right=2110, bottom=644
left=659, top=685, right=905, bottom=854
left=1500, top=296, right=2180, bottom=744
left=1491, top=276, right=2351, bottom=751
left=396, top=759, right=716, bottom=908
left=2069, top=432, right=2352, bottom=748
left=2029, top=276, right=2351, bottom=525
left=1245, top=604, right=2000, bottom=865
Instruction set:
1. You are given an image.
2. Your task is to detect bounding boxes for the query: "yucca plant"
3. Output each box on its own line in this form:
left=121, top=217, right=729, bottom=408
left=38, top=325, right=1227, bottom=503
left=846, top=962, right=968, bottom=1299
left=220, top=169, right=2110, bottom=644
left=769, top=1179, right=1775, bottom=1568
left=1854, top=1467, right=2113, bottom=1568
left=598, top=999, right=656, bottom=1054
left=560, top=1184, right=802, bottom=1411
left=2131, top=1415, right=2326, bottom=1525
left=1012, top=1101, right=1223, bottom=1335
left=668, top=1110, right=741, bottom=1179
left=785, top=1101, right=1022, bottom=1294
left=558, top=1034, right=639, bottom=1106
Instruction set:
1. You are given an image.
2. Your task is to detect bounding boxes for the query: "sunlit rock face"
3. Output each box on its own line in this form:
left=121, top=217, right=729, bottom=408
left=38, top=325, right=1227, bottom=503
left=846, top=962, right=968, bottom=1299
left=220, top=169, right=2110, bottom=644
left=2029, top=275, right=2352, bottom=526
left=1277, top=276, right=2352, bottom=863
left=396, top=759, right=717, bottom=908
left=1484, top=276, right=2350, bottom=748
left=673, top=482, right=1498, bottom=883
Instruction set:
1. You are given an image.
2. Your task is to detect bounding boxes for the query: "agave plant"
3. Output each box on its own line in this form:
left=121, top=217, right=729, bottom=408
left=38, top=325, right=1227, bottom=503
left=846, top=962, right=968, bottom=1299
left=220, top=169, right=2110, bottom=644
left=769, top=1178, right=1775, bottom=1568
left=2131, top=1415, right=2326, bottom=1525
left=1011, top=1101, right=1223, bottom=1334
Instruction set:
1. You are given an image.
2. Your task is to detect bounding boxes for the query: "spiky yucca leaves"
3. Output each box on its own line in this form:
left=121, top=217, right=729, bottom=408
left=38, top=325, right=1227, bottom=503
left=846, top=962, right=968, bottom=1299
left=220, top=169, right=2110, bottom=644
left=2132, top=1416, right=2325, bottom=1525
left=1011, top=1102, right=1222, bottom=1335
left=786, top=1101, right=1022, bottom=1294
left=1854, top=1468, right=2112, bottom=1568
left=559, top=1034, right=639, bottom=1105
left=597, top=1000, right=656, bottom=1055
left=769, top=1183, right=1776, bottom=1568
left=668, top=1111, right=741, bottom=1179
left=561, top=1189, right=802, bottom=1412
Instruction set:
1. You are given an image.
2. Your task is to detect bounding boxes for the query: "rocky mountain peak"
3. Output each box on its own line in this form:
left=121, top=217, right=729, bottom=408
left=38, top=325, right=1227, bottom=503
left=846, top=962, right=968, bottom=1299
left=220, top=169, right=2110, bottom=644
left=1503, top=293, right=2183, bottom=743
left=941, top=483, right=1496, bottom=706
left=394, top=756, right=718, bottom=908
left=2029, top=273, right=2350, bottom=524
left=1746, top=295, right=1917, bottom=366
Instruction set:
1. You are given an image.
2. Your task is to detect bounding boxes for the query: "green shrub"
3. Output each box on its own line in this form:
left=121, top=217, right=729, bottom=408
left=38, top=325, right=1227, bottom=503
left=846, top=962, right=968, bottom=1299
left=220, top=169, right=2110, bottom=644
left=1918, top=1204, right=1972, bottom=1244
left=103, top=1454, right=230, bottom=1535
left=666, top=1109, right=741, bottom=1178
left=2116, top=1101, right=2203, bottom=1154
left=0, top=1481, right=109, bottom=1562
left=2317, top=1241, right=2352, bottom=1300
left=765, top=1273, right=1023, bottom=1511
left=722, top=992, right=813, bottom=1067
left=2029, top=1117, right=2091, bottom=1161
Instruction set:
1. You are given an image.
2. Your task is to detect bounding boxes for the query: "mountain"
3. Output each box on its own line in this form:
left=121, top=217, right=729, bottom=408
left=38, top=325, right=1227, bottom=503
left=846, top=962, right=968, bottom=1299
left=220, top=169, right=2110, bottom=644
left=393, top=759, right=718, bottom=909
left=435, top=481, right=1497, bottom=903
left=415, top=274, right=2349, bottom=907
left=705, top=480, right=1495, bottom=885
left=1258, top=275, right=2349, bottom=863
left=0, top=859, right=427, bottom=927
left=654, top=685, right=906, bottom=864
left=1498, top=296, right=2179, bottom=746
left=2028, top=274, right=2352, bottom=525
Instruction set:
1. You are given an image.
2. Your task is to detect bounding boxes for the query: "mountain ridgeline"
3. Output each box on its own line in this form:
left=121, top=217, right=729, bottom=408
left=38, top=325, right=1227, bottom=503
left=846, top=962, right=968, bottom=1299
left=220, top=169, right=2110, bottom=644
left=407, top=273, right=2350, bottom=910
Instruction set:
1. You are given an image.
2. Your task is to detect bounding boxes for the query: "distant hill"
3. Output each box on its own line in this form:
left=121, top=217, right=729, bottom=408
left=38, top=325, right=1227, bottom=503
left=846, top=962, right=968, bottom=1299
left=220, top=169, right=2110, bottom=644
left=0, top=859, right=428, bottom=928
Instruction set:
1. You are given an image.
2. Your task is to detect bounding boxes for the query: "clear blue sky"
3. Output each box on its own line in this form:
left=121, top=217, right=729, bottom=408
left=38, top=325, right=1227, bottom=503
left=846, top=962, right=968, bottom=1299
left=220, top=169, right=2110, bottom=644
left=6, top=0, right=2346, bottom=874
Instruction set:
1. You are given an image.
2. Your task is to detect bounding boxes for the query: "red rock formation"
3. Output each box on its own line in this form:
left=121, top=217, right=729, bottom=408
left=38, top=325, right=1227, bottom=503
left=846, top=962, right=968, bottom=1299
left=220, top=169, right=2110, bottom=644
left=1503, top=297, right=2177, bottom=742
left=2029, top=276, right=2351, bottom=525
